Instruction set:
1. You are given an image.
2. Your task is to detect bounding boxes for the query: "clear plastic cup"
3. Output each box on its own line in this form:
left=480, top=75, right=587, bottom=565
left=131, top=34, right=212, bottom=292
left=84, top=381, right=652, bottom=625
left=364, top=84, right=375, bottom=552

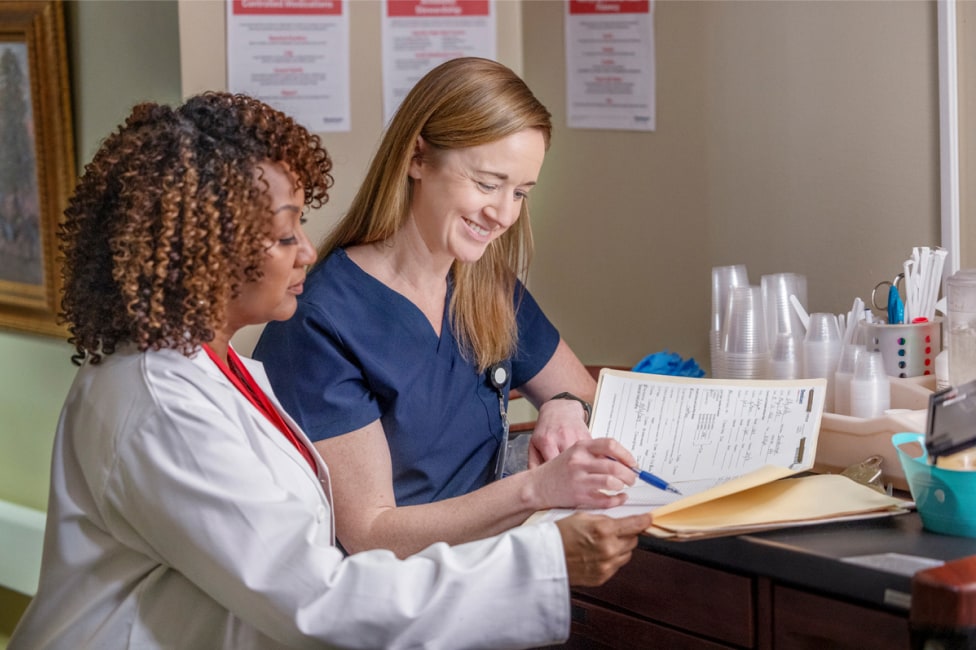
left=804, top=313, right=841, bottom=412
left=833, top=343, right=864, bottom=416
left=769, top=332, right=802, bottom=379
left=720, top=285, right=768, bottom=379
left=947, top=269, right=976, bottom=386
left=850, top=350, right=890, bottom=419
left=762, top=273, right=808, bottom=342
left=711, top=264, right=750, bottom=334
left=762, top=273, right=807, bottom=381
left=711, top=265, right=749, bottom=378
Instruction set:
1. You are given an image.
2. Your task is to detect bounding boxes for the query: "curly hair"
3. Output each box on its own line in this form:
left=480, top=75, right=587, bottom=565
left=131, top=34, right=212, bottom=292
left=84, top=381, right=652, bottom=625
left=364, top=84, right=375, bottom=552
left=59, top=92, right=333, bottom=365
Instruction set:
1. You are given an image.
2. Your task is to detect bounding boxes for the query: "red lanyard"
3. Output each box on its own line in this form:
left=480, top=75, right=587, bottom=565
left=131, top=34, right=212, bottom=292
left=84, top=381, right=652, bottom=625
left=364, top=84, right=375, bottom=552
left=203, top=344, right=317, bottom=472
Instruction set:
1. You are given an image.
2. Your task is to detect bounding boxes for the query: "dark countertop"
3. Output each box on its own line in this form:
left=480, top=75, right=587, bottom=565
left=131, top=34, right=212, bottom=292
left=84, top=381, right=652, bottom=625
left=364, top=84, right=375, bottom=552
left=638, top=512, right=976, bottom=612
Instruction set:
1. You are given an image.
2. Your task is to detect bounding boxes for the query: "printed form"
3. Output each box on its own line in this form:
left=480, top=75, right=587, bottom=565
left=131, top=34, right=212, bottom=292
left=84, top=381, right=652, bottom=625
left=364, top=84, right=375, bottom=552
left=591, top=370, right=826, bottom=500
left=527, top=371, right=913, bottom=533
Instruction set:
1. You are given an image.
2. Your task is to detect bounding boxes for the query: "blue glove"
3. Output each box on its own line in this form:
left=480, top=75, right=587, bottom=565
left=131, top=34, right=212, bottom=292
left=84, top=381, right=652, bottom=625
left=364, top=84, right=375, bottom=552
left=632, top=350, right=705, bottom=378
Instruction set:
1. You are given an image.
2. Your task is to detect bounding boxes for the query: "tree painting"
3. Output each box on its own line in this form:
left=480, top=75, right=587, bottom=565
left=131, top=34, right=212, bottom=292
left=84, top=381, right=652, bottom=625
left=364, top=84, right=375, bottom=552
left=0, top=43, right=42, bottom=286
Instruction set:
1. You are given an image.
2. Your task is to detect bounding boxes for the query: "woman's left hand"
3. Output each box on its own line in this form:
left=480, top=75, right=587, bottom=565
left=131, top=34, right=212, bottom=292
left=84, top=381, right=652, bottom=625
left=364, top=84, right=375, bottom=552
left=528, top=397, right=592, bottom=467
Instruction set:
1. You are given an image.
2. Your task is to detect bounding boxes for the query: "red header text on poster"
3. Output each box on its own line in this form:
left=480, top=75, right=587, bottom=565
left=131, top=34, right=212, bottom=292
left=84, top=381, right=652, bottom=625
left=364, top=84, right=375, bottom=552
left=386, top=1, right=490, bottom=18
left=568, top=0, right=649, bottom=15
left=232, top=0, right=342, bottom=16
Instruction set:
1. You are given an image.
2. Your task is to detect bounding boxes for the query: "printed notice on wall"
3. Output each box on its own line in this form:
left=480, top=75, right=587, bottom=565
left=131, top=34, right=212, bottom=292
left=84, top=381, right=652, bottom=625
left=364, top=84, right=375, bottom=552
left=565, top=0, right=655, bottom=131
left=382, top=0, right=496, bottom=124
left=227, top=0, right=350, bottom=132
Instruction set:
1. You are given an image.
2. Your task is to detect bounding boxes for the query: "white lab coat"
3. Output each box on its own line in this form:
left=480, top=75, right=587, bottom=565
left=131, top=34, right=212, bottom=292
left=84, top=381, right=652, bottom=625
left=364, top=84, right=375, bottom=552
left=10, top=346, right=570, bottom=649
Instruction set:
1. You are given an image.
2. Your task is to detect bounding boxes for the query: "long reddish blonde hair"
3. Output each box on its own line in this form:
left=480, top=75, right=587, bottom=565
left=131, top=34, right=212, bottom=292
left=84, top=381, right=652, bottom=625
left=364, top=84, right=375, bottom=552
left=319, top=57, right=552, bottom=371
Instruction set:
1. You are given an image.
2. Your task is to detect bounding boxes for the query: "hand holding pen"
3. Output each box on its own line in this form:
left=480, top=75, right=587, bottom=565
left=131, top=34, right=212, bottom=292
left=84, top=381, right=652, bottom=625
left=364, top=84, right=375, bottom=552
left=531, top=437, right=662, bottom=510
left=607, top=456, right=682, bottom=495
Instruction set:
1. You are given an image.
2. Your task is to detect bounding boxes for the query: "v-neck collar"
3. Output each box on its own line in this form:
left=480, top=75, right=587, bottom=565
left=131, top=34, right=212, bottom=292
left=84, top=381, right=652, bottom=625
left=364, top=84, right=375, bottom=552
left=336, top=248, right=454, bottom=347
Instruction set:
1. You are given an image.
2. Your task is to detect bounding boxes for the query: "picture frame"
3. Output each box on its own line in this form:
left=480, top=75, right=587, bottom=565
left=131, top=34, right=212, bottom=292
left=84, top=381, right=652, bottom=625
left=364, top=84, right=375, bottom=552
left=0, top=1, right=74, bottom=338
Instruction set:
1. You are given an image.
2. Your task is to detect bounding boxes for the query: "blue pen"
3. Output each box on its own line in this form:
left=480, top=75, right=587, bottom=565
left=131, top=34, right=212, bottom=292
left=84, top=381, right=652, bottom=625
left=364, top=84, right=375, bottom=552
left=608, top=457, right=682, bottom=495
left=631, top=466, right=683, bottom=495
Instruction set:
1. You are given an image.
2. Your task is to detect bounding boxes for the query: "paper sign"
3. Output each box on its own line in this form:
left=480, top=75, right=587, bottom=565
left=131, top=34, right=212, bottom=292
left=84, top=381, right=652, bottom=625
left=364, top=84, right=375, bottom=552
left=227, top=0, right=350, bottom=132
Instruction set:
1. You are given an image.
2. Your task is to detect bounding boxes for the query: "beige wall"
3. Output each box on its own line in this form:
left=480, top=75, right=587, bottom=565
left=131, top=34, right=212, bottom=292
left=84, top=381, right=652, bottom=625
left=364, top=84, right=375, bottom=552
left=525, top=0, right=941, bottom=366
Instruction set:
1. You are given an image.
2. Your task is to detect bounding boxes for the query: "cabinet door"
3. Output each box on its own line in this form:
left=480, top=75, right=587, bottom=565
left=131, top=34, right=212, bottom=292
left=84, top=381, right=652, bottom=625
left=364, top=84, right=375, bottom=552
left=563, top=597, right=736, bottom=649
left=772, top=585, right=910, bottom=649
left=573, top=548, right=755, bottom=647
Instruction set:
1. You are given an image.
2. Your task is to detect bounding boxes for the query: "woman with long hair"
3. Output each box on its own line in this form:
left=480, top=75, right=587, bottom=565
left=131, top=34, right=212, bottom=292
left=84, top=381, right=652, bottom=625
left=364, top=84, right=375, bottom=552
left=255, top=58, right=640, bottom=558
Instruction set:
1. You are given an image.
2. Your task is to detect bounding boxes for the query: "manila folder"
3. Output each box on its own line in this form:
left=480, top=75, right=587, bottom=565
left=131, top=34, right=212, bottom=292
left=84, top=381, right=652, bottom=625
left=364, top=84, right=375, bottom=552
left=646, top=470, right=910, bottom=540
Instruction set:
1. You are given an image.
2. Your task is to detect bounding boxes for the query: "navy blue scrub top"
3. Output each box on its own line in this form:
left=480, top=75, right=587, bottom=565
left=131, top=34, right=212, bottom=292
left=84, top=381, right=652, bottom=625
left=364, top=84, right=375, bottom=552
left=254, top=249, right=560, bottom=506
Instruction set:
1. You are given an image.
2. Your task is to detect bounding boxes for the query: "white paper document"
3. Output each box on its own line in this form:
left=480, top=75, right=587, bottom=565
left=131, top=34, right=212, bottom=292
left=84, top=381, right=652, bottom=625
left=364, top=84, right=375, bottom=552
left=591, top=370, right=826, bottom=497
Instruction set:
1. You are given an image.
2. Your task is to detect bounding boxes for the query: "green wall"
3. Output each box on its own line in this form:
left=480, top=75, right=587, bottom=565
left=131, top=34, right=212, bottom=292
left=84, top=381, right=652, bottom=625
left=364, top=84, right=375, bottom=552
left=0, top=0, right=182, bottom=641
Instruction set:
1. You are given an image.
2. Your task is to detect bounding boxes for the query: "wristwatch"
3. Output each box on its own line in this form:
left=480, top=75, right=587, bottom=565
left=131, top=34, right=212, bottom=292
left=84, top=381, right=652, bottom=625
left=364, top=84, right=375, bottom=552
left=550, top=392, right=592, bottom=425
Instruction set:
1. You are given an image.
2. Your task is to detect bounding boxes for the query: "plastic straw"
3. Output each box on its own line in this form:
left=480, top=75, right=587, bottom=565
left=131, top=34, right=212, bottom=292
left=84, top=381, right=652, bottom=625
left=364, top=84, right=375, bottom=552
left=842, top=297, right=865, bottom=345
left=903, top=246, right=947, bottom=321
left=790, top=294, right=809, bottom=331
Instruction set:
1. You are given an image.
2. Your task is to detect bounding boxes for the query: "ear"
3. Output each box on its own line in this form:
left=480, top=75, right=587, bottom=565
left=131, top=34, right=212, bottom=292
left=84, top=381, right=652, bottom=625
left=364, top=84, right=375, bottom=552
left=407, top=135, right=426, bottom=180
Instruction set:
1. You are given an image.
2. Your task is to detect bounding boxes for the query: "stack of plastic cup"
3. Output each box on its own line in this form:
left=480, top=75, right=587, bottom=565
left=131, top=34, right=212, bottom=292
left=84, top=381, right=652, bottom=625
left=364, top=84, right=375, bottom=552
left=804, top=313, right=841, bottom=412
left=769, top=332, right=802, bottom=379
left=947, top=269, right=976, bottom=386
left=833, top=343, right=865, bottom=416
left=850, top=350, right=890, bottom=418
left=720, top=285, right=769, bottom=379
left=762, top=273, right=808, bottom=379
left=710, top=264, right=749, bottom=378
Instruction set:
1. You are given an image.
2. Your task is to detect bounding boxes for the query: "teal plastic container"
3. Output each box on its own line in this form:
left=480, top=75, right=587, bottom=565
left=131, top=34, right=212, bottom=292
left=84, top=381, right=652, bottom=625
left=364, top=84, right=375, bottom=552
left=892, top=432, right=976, bottom=538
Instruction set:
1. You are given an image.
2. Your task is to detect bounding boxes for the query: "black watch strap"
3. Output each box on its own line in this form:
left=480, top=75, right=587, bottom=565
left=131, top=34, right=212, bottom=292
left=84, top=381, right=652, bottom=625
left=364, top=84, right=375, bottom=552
left=550, top=392, right=592, bottom=425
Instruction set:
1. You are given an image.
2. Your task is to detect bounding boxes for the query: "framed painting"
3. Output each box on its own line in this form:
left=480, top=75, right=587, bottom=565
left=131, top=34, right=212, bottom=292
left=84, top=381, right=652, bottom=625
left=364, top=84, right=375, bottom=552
left=0, top=0, right=74, bottom=338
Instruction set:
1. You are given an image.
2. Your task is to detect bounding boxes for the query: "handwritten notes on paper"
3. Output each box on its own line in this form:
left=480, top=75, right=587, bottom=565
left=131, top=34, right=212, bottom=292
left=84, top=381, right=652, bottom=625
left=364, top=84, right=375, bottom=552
left=590, top=370, right=827, bottom=496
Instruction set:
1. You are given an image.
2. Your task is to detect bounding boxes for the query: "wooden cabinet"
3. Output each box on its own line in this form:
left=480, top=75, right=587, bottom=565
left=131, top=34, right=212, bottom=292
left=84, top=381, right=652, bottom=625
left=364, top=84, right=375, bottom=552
left=554, top=546, right=912, bottom=649
left=570, top=549, right=754, bottom=647
left=565, top=598, right=732, bottom=649
left=771, top=585, right=909, bottom=649
left=536, top=515, right=976, bottom=649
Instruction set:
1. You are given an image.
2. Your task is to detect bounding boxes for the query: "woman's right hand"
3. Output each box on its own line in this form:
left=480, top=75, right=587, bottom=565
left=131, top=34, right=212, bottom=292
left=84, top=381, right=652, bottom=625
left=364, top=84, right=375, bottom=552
left=523, top=437, right=641, bottom=510
left=555, top=512, right=653, bottom=587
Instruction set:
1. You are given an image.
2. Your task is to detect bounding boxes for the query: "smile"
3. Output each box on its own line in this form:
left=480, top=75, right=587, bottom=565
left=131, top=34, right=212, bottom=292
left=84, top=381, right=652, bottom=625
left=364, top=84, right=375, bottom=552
left=464, top=218, right=490, bottom=237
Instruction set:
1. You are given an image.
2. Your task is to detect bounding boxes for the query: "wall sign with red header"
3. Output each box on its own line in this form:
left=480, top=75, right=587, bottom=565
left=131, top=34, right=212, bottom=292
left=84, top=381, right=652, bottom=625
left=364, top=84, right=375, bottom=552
left=227, top=0, right=350, bottom=132
left=565, top=0, right=656, bottom=132
left=381, top=0, right=496, bottom=123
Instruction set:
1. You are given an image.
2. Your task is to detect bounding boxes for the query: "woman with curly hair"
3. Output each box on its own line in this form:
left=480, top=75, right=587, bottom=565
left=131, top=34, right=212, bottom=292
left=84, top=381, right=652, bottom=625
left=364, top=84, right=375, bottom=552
left=254, top=57, right=639, bottom=558
left=9, top=92, right=652, bottom=650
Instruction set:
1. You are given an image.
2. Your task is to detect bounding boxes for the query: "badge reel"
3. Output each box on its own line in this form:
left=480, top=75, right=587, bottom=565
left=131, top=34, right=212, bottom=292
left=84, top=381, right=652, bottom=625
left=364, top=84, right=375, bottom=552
left=488, top=362, right=512, bottom=481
